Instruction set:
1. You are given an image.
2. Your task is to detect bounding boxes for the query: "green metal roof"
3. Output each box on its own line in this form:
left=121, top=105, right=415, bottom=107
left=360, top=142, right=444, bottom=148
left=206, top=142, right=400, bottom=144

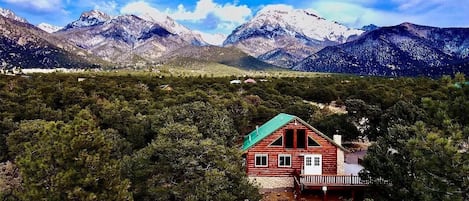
left=242, top=113, right=295, bottom=151
left=454, top=81, right=469, bottom=88
left=242, top=113, right=349, bottom=152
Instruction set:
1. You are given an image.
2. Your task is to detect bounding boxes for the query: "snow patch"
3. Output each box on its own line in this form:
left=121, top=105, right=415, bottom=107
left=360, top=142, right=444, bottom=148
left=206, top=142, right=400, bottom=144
left=37, top=23, right=62, bottom=33
left=194, top=31, right=226, bottom=46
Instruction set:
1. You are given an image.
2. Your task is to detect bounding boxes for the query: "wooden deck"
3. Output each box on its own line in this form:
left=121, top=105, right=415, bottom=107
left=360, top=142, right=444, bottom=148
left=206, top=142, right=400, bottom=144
left=293, top=174, right=370, bottom=193
left=300, top=175, right=369, bottom=187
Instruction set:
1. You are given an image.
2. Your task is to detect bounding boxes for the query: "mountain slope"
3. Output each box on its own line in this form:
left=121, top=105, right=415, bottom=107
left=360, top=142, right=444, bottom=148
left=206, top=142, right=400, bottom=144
left=161, top=45, right=278, bottom=70
left=0, top=13, right=99, bottom=69
left=294, top=23, right=469, bottom=77
left=223, top=5, right=363, bottom=67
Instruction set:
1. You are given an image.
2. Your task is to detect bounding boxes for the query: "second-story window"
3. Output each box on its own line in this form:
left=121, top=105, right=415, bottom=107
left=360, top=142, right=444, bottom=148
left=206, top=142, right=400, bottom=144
left=284, top=129, right=307, bottom=149
left=285, top=129, right=294, bottom=148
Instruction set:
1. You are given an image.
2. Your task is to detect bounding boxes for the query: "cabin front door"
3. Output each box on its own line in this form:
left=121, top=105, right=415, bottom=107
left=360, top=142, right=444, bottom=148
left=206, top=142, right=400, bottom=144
left=304, top=154, right=322, bottom=175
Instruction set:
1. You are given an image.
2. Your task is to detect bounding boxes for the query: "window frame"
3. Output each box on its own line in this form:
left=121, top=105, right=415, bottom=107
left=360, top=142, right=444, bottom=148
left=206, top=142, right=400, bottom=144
left=297, top=129, right=306, bottom=149
left=268, top=136, right=283, bottom=147
left=254, top=154, right=268, bottom=167
left=313, top=156, right=320, bottom=166
left=285, top=129, right=294, bottom=148
left=277, top=154, right=292, bottom=167
left=308, top=136, right=321, bottom=147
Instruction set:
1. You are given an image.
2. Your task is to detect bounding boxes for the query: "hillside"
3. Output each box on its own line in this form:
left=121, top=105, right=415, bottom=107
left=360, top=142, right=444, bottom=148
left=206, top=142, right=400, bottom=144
left=161, top=45, right=279, bottom=70
left=0, top=15, right=99, bottom=69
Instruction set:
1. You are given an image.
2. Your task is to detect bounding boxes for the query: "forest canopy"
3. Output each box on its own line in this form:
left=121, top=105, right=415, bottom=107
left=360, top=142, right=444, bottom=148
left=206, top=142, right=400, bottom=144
left=0, top=73, right=468, bottom=200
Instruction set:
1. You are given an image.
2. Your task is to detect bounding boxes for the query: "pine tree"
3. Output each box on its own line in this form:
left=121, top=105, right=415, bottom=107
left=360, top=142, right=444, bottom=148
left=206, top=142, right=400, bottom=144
left=13, top=110, right=132, bottom=201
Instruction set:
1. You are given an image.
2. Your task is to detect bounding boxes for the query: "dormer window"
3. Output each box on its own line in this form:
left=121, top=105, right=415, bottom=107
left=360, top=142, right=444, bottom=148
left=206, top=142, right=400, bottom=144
left=284, top=129, right=307, bottom=149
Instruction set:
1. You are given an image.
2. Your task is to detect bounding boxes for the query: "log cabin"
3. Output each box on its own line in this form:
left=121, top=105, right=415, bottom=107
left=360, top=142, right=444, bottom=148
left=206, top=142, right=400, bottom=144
left=242, top=113, right=369, bottom=199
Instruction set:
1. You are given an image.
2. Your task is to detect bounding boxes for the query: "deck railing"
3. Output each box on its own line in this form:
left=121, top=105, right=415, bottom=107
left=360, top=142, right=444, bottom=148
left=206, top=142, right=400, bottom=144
left=300, top=175, right=369, bottom=186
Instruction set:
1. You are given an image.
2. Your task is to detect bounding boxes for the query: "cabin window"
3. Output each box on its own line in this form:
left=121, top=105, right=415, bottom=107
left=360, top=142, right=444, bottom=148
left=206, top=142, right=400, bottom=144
left=285, top=129, right=307, bottom=149
left=308, top=136, right=321, bottom=147
left=297, top=129, right=306, bottom=148
left=269, top=136, right=283, bottom=146
left=255, top=154, right=268, bottom=167
left=314, top=157, right=320, bottom=166
left=278, top=154, right=291, bottom=167
left=305, top=157, right=312, bottom=166
left=285, top=129, right=294, bottom=148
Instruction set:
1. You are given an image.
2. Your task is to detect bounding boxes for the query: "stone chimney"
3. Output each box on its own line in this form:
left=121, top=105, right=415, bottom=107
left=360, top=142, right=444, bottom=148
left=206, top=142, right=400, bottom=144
left=333, top=135, right=345, bottom=175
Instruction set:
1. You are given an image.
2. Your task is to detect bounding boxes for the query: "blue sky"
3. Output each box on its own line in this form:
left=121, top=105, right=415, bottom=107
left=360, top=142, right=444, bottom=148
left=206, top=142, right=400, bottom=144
left=1, top=0, right=468, bottom=34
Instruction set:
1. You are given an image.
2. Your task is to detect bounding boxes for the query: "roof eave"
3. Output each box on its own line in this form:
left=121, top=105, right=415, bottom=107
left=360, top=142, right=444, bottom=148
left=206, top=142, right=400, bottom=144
left=295, top=117, right=350, bottom=153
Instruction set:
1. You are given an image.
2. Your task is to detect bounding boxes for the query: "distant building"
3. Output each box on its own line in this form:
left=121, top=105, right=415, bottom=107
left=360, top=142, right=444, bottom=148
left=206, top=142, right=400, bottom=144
left=77, top=78, right=86, bottom=82
left=159, top=84, right=173, bottom=91
left=230, top=80, right=242, bottom=84
left=244, top=78, right=257, bottom=84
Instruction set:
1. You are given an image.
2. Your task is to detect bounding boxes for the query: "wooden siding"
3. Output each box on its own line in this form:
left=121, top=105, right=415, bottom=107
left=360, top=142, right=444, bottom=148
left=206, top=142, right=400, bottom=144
left=246, top=121, right=338, bottom=177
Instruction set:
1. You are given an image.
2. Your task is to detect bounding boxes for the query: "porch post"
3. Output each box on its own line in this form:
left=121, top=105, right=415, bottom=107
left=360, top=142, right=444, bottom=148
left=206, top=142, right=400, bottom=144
left=322, top=186, right=327, bottom=201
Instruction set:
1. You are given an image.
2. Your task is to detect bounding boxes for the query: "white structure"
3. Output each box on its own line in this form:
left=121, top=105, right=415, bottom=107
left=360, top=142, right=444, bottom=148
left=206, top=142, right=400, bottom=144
left=230, top=80, right=241, bottom=84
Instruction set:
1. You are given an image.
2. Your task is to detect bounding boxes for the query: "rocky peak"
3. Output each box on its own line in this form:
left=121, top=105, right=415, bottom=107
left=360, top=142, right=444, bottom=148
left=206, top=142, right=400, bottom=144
left=361, top=24, right=379, bottom=32
left=63, top=10, right=112, bottom=30
left=0, top=7, right=28, bottom=23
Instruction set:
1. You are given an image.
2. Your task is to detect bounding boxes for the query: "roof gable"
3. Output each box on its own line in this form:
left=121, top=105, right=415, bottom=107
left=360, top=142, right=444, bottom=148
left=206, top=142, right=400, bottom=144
left=242, top=113, right=348, bottom=152
left=242, top=113, right=295, bottom=151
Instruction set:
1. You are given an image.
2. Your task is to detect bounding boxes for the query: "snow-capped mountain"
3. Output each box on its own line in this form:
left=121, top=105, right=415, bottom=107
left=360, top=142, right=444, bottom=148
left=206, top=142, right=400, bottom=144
left=55, top=11, right=199, bottom=63
left=294, top=23, right=469, bottom=77
left=0, top=7, right=27, bottom=23
left=223, top=5, right=364, bottom=67
left=37, top=23, right=62, bottom=33
left=63, top=10, right=112, bottom=30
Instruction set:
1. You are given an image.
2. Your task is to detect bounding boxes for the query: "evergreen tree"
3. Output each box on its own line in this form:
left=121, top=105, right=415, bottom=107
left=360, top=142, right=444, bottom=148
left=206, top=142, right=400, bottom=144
left=123, top=123, right=260, bottom=201
left=12, top=110, right=132, bottom=201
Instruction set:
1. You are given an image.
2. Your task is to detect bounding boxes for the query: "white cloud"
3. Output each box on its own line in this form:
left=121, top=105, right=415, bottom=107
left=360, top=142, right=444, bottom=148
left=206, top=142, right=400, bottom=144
left=93, top=1, right=118, bottom=15
left=120, top=0, right=251, bottom=34
left=392, top=0, right=446, bottom=11
left=310, top=0, right=469, bottom=28
left=2, top=0, right=62, bottom=12
left=121, top=1, right=170, bottom=19
left=169, top=0, right=251, bottom=24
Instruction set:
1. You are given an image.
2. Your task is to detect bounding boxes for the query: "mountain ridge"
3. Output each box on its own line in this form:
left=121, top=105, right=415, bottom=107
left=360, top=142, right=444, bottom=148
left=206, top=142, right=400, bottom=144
left=293, top=23, right=469, bottom=77
left=1, top=6, right=469, bottom=77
